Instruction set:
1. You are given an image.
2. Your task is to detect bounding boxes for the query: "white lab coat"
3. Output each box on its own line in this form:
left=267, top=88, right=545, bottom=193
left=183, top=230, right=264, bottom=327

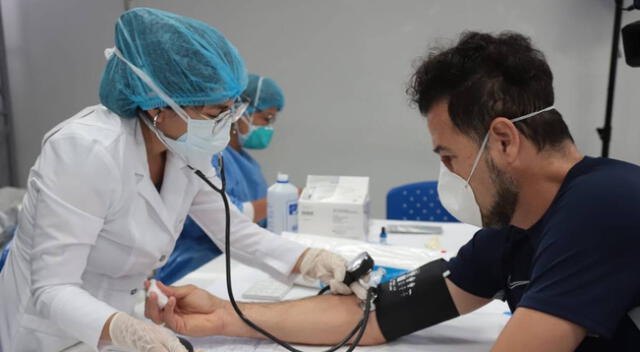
left=0, top=105, right=306, bottom=352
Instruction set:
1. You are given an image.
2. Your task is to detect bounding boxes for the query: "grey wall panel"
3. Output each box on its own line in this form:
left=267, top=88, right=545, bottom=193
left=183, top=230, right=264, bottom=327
left=132, top=0, right=627, bottom=217
left=3, top=0, right=124, bottom=185
left=7, top=0, right=639, bottom=217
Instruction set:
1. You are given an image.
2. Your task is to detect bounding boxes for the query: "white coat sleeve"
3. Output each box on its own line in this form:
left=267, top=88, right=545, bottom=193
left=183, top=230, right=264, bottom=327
left=29, top=135, right=120, bottom=349
left=189, top=174, right=306, bottom=280
left=241, top=201, right=254, bottom=220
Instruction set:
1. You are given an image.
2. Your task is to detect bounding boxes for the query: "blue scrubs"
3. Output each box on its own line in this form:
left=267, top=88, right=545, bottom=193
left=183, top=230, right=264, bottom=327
left=155, top=146, right=269, bottom=284
left=212, top=146, right=268, bottom=226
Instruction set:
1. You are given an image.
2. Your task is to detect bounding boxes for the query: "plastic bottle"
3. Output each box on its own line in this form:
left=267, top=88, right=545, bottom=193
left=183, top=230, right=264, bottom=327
left=379, top=226, right=388, bottom=245
left=267, top=173, right=299, bottom=234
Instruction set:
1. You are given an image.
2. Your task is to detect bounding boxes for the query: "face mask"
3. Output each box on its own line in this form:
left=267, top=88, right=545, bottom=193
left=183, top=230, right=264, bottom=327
left=147, top=111, right=238, bottom=171
left=436, top=106, right=555, bottom=227
left=238, top=75, right=275, bottom=149
left=106, top=47, right=247, bottom=171
left=238, top=117, right=274, bottom=149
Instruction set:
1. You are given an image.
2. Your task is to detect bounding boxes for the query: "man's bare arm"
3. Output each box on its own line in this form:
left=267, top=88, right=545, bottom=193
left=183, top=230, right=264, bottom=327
left=221, top=294, right=385, bottom=345
left=445, top=278, right=492, bottom=314
left=146, top=282, right=386, bottom=345
left=146, top=266, right=493, bottom=346
left=492, top=307, right=586, bottom=351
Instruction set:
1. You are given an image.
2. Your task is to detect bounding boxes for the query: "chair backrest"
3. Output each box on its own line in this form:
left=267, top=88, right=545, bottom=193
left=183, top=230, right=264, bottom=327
left=386, top=181, right=458, bottom=222
left=0, top=239, right=11, bottom=273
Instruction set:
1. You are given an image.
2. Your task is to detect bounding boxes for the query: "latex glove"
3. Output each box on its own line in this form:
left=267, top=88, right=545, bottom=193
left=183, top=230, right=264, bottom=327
left=349, top=275, right=370, bottom=301
left=109, top=312, right=187, bottom=352
left=298, top=248, right=368, bottom=300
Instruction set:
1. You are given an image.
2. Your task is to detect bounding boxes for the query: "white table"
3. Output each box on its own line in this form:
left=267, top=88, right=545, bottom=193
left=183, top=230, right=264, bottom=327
left=171, top=219, right=479, bottom=289
left=168, top=219, right=510, bottom=352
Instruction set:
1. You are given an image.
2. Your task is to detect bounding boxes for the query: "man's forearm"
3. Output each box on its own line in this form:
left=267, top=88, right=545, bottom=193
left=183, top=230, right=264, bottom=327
left=219, top=294, right=386, bottom=346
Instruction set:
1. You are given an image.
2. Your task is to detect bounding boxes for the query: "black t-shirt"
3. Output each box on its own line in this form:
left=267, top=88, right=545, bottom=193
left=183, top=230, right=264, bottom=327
left=447, top=156, right=640, bottom=351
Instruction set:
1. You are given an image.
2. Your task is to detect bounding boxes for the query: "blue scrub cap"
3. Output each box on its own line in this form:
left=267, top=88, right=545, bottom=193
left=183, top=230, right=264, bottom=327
left=244, top=74, right=285, bottom=114
left=99, top=8, right=248, bottom=118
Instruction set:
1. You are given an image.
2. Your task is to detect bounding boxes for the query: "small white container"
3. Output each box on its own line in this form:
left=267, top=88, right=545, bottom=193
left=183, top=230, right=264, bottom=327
left=267, top=173, right=299, bottom=234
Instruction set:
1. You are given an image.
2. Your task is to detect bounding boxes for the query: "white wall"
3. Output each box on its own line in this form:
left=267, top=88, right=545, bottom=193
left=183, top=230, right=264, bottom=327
left=6, top=0, right=640, bottom=217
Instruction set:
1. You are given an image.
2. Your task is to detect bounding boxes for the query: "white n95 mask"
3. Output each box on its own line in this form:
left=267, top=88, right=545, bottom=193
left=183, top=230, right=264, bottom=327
left=436, top=106, right=556, bottom=228
left=106, top=47, right=247, bottom=171
left=437, top=161, right=483, bottom=227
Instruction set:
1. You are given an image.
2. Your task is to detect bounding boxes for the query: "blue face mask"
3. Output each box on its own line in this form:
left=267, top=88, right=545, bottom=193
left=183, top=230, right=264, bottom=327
left=164, top=109, right=241, bottom=168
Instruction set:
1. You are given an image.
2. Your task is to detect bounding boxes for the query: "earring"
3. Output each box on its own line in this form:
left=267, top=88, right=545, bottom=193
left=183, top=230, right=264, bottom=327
left=153, top=113, right=160, bottom=128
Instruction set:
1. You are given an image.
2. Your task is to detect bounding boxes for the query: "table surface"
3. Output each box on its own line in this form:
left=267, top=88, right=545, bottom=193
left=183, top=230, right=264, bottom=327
left=79, top=219, right=507, bottom=351
left=173, top=219, right=482, bottom=288
left=164, top=218, right=510, bottom=352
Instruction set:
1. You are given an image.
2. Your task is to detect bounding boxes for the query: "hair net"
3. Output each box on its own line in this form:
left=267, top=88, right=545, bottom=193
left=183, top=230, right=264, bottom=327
left=99, top=8, right=247, bottom=118
left=244, top=74, right=285, bottom=114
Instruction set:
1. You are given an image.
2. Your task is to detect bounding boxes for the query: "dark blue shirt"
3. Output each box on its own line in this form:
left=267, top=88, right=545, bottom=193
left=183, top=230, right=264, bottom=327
left=447, top=157, right=640, bottom=351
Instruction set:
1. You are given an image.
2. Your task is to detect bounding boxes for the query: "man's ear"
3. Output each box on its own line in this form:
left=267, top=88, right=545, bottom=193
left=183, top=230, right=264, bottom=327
left=487, top=117, right=520, bottom=166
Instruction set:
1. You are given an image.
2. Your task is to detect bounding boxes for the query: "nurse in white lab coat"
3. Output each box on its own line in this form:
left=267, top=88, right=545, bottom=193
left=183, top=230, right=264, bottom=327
left=0, top=8, right=353, bottom=352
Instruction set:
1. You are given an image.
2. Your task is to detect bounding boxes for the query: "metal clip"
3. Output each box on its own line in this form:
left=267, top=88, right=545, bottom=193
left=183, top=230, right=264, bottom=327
left=359, top=290, right=378, bottom=312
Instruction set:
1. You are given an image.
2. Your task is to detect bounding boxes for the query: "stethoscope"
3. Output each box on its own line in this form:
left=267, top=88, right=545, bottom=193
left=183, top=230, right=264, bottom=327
left=116, top=42, right=377, bottom=349
left=191, top=154, right=378, bottom=351
left=140, top=107, right=377, bottom=351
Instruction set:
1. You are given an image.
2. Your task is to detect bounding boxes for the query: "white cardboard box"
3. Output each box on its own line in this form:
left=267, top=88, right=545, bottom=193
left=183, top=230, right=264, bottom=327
left=298, top=175, right=370, bottom=240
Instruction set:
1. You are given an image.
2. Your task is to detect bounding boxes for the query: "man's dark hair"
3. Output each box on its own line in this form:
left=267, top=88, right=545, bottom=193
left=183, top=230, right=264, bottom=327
left=408, top=31, right=573, bottom=150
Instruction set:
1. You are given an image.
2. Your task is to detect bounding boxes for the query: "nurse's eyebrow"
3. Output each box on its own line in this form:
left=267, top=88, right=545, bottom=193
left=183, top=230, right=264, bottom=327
left=433, top=145, right=452, bottom=154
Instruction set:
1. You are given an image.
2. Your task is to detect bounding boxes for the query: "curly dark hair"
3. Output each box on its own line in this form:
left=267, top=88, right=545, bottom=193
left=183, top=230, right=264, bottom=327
left=408, top=31, right=573, bottom=150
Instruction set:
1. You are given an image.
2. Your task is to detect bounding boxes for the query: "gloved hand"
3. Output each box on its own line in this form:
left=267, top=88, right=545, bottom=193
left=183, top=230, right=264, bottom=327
left=109, top=312, right=187, bottom=352
left=298, top=248, right=368, bottom=300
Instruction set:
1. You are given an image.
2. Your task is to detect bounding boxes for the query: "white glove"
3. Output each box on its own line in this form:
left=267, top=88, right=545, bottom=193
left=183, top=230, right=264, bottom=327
left=299, top=248, right=368, bottom=300
left=109, top=312, right=187, bottom=352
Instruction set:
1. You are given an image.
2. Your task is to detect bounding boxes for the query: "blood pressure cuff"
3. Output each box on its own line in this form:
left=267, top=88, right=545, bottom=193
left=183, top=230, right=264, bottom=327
left=375, top=259, right=459, bottom=341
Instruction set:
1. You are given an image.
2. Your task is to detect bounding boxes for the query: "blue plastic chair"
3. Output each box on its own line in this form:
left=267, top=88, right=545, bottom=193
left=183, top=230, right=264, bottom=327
left=0, top=226, right=16, bottom=273
left=386, top=181, right=458, bottom=222
left=0, top=239, right=12, bottom=273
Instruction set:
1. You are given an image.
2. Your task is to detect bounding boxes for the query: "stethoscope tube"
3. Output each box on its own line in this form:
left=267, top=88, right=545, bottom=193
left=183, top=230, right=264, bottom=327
left=192, top=155, right=374, bottom=352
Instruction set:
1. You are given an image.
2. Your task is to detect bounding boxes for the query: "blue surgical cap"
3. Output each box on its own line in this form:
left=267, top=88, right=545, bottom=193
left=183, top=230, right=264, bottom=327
left=99, top=8, right=248, bottom=118
left=244, top=74, right=285, bottom=114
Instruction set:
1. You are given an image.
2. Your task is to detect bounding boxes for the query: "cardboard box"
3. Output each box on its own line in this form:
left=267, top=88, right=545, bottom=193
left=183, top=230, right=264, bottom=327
left=298, top=175, right=370, bottom=240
